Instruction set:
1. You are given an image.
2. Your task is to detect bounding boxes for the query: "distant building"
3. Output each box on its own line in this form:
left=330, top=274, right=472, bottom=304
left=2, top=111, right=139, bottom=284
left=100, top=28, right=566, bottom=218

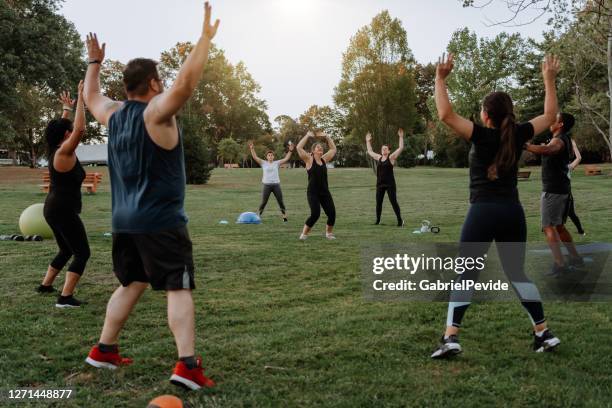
left=76, top=144, right=108, bottom=165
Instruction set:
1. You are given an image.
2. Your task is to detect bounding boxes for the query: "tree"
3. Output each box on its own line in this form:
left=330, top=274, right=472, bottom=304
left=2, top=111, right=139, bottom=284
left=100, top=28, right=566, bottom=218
left=217, top=137, right=241, bottom=165
left=159, top=42, right=270, bottom=150
left=1, top=0, right=85, bottom=165
left=461, top=0, right=612, bottom=160
left=334, top=11, right=418, bottom=167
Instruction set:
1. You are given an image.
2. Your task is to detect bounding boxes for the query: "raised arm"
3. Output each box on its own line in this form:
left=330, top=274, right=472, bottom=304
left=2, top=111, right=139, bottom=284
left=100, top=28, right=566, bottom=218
left=57, top=81, right=86, bottom=155
left=58, top=91, right=75, bottom=120
left=389, top=128, right=405, bottom=162
left=366, top=133, right=382, bottom=161
left=525, top=137, right=564, bottom=156
left=297, top=131, right=313, bottom=163
left=249, top=142, right=263, bottom=165
left=435, top=53, right=473, bottom=140
left=84, top=34, right=122, bottom=127
left=569, top=139, right=582, bottom=170
left=321, top=132, right=337, bottom=162
left=144, top=2, right=219, bottom=127
left=278, top=143, right=295, bottom=165
left=528, top=55, right=560, bottom=137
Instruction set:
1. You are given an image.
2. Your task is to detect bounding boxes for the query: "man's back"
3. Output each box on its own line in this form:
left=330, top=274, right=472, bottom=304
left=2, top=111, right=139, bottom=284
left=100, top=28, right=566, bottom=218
left=108, top=100, right=187, bottom=233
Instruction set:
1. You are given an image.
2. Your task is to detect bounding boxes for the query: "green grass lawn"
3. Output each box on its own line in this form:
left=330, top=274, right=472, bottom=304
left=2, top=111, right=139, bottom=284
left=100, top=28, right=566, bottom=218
left=0, top=165, right=611, bottom=407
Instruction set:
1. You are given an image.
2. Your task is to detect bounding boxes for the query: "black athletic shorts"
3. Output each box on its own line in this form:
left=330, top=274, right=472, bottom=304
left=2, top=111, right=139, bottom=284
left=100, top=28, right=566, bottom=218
left=112, top=226, right=195, bottom=291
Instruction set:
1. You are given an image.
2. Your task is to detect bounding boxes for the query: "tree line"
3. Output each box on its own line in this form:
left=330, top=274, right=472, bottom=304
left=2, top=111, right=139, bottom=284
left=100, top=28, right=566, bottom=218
left=1, top=0, right=609, bottom=184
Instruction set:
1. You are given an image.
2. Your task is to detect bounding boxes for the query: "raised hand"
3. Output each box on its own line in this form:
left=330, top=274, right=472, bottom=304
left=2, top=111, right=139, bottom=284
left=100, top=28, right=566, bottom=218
left=86, top=33, right=106, bottom=63
left=436, top=53, right=454, bottom=81
left=306, top=131, right=315, bottom=138
left=248, top=141, right=254, bottom=150
left=366, top=132, right=372, bottom=143
left=58, top=90, right=75, bottom=109
left=398, top=128, right=405, bottom=138
left=77, top=80, right=84, bottom=96
left=202, top=2, right=220, bottom=41
left=542, top=55, right=560, bottom=82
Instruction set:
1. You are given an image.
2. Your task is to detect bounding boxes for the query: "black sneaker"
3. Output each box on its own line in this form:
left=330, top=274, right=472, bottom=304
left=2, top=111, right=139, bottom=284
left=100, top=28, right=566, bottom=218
left=533, top=329, right=560, bottom=352
left=568, top=256, right=585, bottom=268
left=431, top=335, right=462, bottom=359
left=55, top=295, right=85, bottom=308
left=546, top=263, right=568, bottom=277
left=397, top=219, right=404, bottom=227
left=36, top=284, right=56, bottom=294
left=283, top=217, right=288, bottom=223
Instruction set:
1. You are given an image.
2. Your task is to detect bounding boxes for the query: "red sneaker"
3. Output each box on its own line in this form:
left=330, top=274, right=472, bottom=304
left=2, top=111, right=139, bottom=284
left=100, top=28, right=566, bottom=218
left=170, top=357, right=215, bottom=390
left=85, top=345, right=133, bottom=370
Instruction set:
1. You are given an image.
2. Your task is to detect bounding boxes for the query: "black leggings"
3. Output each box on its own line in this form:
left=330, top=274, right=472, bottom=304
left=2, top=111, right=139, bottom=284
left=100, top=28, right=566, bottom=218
left=567, top=193, right=584, bottom=234
left=259, top=184, right=286, bottom=215
left=305, top=192, right=336, bottom=228
left=376, top=185, right=402, bottom=223
left=45, top=210, right=90, bottom=275
left=447, top=202, right=545, bottom=328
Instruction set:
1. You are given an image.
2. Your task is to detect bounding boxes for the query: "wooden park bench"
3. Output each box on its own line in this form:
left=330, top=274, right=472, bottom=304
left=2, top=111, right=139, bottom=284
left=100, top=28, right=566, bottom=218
left=517, top=170, right=531, bottom=180
left=224, top=163, right=240, bottom=169
left=584, top=165, right=603, bottom=176
left=40, top=171, right=103, bottom=194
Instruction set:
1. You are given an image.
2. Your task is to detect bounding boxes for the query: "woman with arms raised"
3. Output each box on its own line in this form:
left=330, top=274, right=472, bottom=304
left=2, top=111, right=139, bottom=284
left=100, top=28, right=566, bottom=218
left=431, top=53, right=562, bottom=358
left=296, top=131, right=337, bottom=240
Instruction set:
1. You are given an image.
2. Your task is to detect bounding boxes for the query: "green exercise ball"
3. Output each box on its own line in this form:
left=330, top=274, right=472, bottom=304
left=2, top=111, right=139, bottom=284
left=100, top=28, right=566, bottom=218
left=19, top=203, right=53, bottom=239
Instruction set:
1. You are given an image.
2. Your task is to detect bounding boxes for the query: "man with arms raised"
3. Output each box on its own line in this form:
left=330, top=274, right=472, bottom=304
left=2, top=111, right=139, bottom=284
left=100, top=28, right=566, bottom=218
left=82, top=2, right=219, bottom=390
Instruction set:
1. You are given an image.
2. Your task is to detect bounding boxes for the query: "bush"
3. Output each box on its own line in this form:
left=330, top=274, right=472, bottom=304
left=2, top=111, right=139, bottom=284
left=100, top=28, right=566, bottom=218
left=182, top=129, right=213, bottom=185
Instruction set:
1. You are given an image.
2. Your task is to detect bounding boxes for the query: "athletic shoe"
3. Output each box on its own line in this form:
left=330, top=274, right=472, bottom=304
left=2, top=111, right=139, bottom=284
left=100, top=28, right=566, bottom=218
left=375, top=220, right=381, bottom=225
left=85, top=345, right=133, bottom=369
left=36, top=284, right=56, bottom=294
left=568, top=256, right=585, bottom=268
left=55, top=295, right=85, bottom=308
left=431, top=335, right=462, bottom=359
left=299, top=234, right=308, bottom=240
left=283, top=217, right=288, bottom=223
left=397, top=219, right=405, bottom=227
left=326, top=233, right=336, bottom=240
left=533, top=329, right=560, bottom=352
left=546, top=263, right=568, bottom=277
left=170, top=357, right=215, bottom=390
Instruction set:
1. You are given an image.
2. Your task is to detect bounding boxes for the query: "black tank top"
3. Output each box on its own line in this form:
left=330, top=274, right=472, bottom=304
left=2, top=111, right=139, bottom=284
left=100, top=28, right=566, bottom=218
left=376, top=157, right=395, bottom=187
left=45, top=148, right=86, bottom=214
left=307, top=157, right=329, bottom=194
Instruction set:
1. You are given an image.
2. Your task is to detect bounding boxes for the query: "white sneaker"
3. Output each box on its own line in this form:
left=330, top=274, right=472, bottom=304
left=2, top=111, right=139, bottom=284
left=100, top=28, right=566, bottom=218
left=326, top=233, right=336, bottom=240
left=299, top=234, right=308, bottom=240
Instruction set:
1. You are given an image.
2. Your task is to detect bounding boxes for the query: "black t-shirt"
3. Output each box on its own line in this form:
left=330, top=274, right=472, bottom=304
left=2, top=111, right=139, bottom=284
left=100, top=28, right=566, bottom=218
left=541, top=133, right=571, bottom=194
left=469, top=122, right=534, bottom=203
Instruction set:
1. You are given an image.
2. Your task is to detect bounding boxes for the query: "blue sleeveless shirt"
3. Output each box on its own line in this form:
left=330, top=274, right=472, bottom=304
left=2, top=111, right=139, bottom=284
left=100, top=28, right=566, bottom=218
left=108, top=101, right=187, bottom=233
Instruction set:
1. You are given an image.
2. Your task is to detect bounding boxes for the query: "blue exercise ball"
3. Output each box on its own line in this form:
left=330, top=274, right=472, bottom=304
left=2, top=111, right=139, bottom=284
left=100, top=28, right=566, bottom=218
left=236, top=212, right=261, bottom=224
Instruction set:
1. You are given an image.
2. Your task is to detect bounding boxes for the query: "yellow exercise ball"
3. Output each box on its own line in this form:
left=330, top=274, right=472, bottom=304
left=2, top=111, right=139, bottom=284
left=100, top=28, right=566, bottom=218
left=19, top=203, right=53, bottom=239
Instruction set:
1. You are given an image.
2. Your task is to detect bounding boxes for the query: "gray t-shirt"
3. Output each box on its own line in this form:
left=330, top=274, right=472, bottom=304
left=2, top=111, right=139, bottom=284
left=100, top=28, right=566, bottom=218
left=261, top=160, right=281, bottom=184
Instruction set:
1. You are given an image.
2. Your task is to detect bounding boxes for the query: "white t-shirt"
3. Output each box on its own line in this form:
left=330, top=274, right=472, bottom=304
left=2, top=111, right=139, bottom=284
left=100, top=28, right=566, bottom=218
left=261, top=160, right=281, bottom=184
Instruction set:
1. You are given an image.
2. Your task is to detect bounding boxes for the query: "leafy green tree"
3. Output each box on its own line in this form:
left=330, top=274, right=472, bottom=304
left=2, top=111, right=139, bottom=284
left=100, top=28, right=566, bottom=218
left=217, top=137, right=241, bottom=165
left=1, top=0, right=85, bottom=164
left=334, top=10, right=418, bottom=167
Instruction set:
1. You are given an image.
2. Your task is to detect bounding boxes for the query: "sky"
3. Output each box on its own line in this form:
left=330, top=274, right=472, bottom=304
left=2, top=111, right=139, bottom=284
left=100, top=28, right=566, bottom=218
left=59, top=0, right=550, bottom=121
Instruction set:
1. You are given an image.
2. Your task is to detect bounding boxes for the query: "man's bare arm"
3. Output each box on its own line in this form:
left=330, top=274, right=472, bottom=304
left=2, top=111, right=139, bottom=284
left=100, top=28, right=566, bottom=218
left=145, top=2, right=219, bottom=127
left=83, top=33, right=122, bottom=127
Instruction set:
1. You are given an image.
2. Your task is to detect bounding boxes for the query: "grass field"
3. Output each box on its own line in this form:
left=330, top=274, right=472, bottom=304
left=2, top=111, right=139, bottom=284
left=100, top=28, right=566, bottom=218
left=0, top=165, right=611, bottom=407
